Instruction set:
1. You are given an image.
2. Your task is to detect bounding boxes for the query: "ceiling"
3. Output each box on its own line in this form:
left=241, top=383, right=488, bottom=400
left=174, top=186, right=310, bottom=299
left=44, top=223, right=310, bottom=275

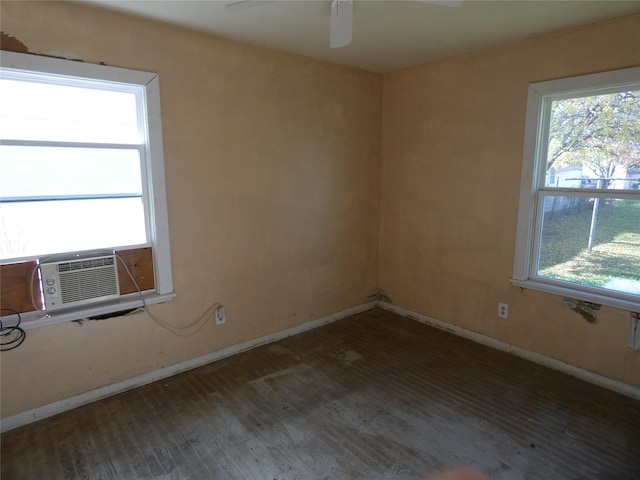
left=82, top=0, right=640, bottom=73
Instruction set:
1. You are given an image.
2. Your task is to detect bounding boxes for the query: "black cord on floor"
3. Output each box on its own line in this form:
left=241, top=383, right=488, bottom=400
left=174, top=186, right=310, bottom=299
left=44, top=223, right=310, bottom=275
left=1, top=308, right=26, bottom=351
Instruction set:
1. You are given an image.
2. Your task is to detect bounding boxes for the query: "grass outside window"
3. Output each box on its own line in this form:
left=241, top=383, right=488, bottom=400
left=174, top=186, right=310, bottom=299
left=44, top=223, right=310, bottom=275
left=538, top=199, right=640, bottom=295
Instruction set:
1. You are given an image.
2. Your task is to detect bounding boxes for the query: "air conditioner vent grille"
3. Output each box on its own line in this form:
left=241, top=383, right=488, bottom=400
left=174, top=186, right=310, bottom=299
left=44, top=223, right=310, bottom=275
left=58, top=257, right=115, bottom=272
left=40, top=254, right=121, bottom=311
left=59, top=266, right=119, bottom=304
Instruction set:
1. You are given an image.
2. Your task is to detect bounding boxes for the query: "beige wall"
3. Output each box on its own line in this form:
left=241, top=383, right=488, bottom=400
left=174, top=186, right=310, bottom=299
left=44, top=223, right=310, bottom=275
left=379, top=14, right=640, bottom=387
left=0, top=1, right=381, bottom=417
left=1, top=1, right=639, bottom=420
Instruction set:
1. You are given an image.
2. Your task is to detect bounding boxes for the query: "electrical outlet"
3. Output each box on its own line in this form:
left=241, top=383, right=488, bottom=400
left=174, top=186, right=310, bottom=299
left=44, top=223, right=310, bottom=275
left=215, top=306, right=226, bottom=325
left=498, top=302, right=509, bottom=319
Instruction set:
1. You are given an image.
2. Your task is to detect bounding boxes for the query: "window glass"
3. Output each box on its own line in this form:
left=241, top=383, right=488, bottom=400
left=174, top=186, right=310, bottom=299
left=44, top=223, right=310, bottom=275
left=545, top=91, right=640, bottom=190
left=537, top=197, right=640, bottom=295
left=0, top=78, right=140, bottom=144
left=0, top=70, right=150, bottom=262
left=0, top=146, right=146, bottom=259
left=0, top=198, right=146, bottom=259
left=0, top=145, right=142, bottom=198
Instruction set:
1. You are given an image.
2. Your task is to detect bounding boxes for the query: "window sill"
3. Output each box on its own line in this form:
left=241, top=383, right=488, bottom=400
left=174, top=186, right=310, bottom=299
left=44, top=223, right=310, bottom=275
left=511, top=279, right=639, bottom=313
left=14, top=291, right=176, bottom=330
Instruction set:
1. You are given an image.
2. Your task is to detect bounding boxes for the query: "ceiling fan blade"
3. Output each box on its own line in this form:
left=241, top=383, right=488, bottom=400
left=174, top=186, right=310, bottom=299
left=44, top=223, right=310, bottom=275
left=330, top=0, right=353, bottom=49
left=225, top=0, right=276, bottom=13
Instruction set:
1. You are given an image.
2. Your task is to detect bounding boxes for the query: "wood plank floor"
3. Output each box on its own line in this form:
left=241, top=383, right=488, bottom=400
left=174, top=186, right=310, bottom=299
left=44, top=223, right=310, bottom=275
left=2, top=308, right=640, bottom=479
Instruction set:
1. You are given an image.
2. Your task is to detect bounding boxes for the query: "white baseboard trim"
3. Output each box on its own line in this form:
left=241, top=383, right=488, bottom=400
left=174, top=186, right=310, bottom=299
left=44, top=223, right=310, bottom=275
left=379, top=302, right=640, bottom=401
left=1, top=301, right=377, bottom=433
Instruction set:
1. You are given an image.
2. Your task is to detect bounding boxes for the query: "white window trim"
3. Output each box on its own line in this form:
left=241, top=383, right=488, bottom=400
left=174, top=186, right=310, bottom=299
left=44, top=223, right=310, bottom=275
left=512, top=66, right=640, bottom=312
left=1, top=52, right=174, bottom=326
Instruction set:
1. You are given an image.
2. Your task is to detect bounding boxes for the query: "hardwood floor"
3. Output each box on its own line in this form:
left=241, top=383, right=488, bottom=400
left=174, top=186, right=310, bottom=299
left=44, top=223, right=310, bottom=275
left=2, top=308, right=640, bottom=479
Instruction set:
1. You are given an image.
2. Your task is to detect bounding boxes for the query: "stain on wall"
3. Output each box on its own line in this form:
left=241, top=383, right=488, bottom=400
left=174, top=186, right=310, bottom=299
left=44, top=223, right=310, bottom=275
left=1, top=31, right=29, bottom=53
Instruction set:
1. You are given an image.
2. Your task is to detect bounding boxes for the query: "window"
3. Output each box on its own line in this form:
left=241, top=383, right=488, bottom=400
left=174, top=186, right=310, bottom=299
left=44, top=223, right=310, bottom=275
left=0, top=52, right=173, bottom=320
left=1, top=83, right=146, bottom=259
left=513, top=67, right=640, bottom=311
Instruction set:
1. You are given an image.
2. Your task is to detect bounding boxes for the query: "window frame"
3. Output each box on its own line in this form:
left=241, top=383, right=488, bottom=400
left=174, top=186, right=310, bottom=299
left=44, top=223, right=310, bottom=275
left=1, top=51, right=174, bottom=326
left=512, top=66, right=640, bottom=312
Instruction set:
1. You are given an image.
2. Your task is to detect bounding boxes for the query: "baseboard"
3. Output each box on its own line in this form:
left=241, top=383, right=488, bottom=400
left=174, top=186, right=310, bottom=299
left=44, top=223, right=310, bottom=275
left=7, top=300, right=635, bottom=433
left=379, top=302, right=640, bottom=401
left=1, top=301, right=377, bottom=433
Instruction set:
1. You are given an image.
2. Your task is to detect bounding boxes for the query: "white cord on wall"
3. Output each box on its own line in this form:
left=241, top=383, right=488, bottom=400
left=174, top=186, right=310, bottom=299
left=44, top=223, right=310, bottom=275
left=29, top=263, right=45, bottom=312
left=115, top=253, right=221, bottom=337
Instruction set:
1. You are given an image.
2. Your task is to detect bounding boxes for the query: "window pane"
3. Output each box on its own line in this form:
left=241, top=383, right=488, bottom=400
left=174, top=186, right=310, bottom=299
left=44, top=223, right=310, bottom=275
left=545, top=91, right=640, bottom=189
left=0, top=198, right=146, bottom=260
left=537, top=196, right=640, bottom=296
left=0, top=78, right=140, bottom=144
left=0, top=145, right=142, bottom=199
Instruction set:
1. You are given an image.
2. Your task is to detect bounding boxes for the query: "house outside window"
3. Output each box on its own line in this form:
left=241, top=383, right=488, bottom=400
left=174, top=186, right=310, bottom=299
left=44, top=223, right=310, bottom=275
left=512, top=67, right=640, bottom=311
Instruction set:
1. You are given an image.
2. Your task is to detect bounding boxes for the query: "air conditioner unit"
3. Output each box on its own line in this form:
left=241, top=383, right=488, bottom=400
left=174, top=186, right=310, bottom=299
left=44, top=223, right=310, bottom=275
left=40, top=255, right=121, bottom=311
